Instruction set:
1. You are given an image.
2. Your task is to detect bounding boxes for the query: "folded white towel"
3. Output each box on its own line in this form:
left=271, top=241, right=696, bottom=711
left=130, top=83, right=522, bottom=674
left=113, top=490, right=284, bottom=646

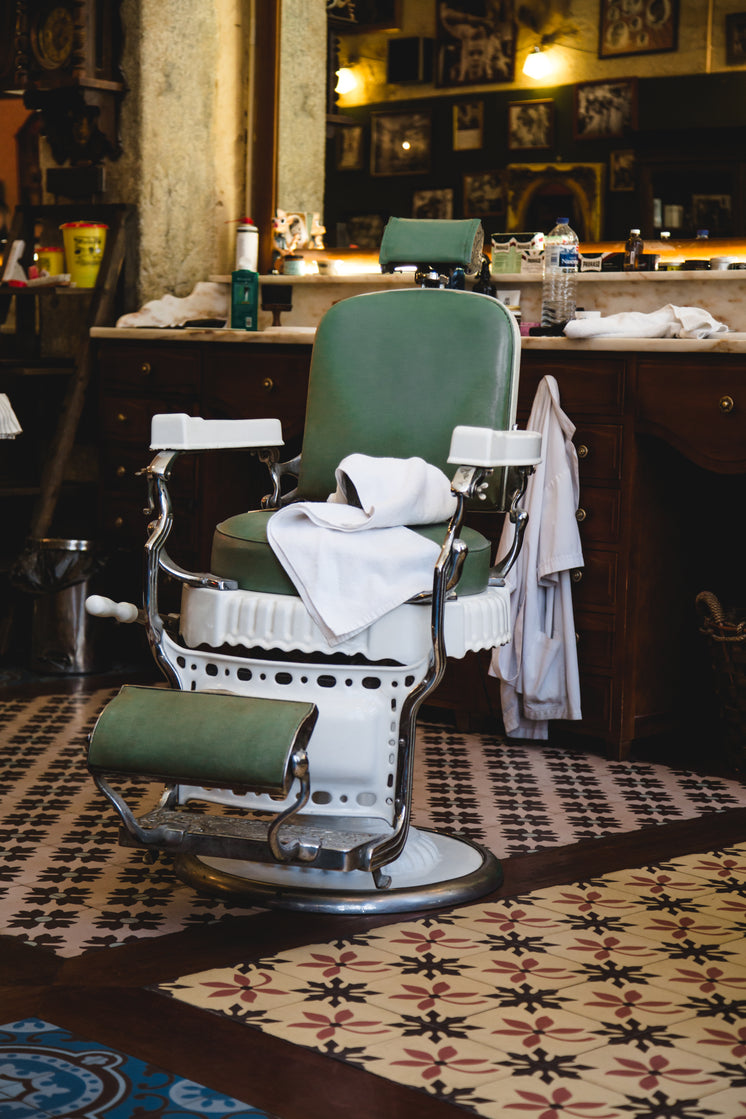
left=115, top=282, right=229, bottom=328
left=267, top=455, right=457, bottom=644
left=564, top=304, right=728, bottom=340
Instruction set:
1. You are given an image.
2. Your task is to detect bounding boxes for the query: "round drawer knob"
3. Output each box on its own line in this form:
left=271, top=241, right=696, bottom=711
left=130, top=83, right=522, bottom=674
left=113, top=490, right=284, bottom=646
left=575, top=507, right=587, bottom=523
left=140, top=361, right=152, bottom=376
left=116, top=412, right=128, bottom=423
left=719, top=395, right=734, bottom=414
left=115, top=465, right=127, bottom=477
left=113, top=516, right=124, bottom=529
left=263, top=377, right=275, bottom=393
left=571, top=568, right=583, bottom=583
left=576, top=443, right=589, bottom=459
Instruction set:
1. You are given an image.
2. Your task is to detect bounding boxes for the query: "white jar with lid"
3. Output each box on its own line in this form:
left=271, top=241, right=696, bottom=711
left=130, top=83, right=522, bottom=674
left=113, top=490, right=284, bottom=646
left=235, top=219, right=258, bottom=271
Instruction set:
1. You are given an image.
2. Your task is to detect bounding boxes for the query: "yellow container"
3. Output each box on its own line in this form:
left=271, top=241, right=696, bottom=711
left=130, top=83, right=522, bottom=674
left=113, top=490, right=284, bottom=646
left=36, top=246, right=65, bottom=276
left=60, top=221, right=108, bottom=287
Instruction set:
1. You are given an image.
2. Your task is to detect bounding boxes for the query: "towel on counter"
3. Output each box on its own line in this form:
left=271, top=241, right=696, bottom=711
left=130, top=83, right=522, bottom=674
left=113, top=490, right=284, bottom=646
left=267, top=454, right=458, bottom=645
left=115, top=282, right=229, bottom=328
left=0, top=394, right=22, bottom=439
left=564, top=304, right=728, bottom=340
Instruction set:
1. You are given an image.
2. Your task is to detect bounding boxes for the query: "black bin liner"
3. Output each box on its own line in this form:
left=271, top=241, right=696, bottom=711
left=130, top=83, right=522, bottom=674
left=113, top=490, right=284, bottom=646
left=13, top=538, right=108, bottom=675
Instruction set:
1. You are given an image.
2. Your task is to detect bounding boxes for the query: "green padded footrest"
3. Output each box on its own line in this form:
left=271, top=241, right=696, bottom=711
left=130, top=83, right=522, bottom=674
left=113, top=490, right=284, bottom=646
left=88, top=685, right=318, bottom=793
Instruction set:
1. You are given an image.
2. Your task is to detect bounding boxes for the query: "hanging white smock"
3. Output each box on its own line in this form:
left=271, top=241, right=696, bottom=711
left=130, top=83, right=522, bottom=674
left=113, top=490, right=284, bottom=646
left=490, top=374, right=584, bottom=739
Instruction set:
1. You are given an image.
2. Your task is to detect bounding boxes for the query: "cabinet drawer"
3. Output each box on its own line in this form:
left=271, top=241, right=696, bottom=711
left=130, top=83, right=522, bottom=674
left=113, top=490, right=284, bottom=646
left=101, top=396, right=198, bottom=443
left=100, top=343, right=201, bottom=395
left=636, top=359, right=746, bottom=472
left=519, top=356, right=625, bottom=417
left=205, top=351, right=310, bottom=440
left=576, top=485, right=621, bottom=544
left=576, top=611, right=615, bottom=670
left=574, top=424, right=622, bottom=482
left=571, top=549, right=618, bottom=610
left=101, top=442, right=195, bottom=494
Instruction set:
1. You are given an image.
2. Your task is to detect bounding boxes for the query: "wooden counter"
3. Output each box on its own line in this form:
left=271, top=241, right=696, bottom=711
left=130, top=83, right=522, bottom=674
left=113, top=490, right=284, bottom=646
left=93, top=327, right=745, bottom=758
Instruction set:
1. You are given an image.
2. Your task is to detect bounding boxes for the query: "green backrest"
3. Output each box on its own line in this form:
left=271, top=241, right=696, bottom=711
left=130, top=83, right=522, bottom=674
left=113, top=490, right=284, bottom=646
left=297, top=287, right=520, bottom=502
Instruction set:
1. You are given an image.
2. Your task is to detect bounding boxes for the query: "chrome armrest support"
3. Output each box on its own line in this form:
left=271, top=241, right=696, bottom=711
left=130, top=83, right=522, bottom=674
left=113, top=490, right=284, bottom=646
left=489, top=465, right=533, bottom=586
left=259, top=450, right=302, bottom=510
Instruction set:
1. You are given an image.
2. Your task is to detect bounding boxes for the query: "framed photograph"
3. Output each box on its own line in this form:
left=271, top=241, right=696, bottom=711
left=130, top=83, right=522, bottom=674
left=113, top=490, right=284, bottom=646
left=370, top=111, right=431, bottom=176
left=463, top=169, right=507, bottom=218
left=599, top=0, right=678, bottom=58
left=335, top=124, right=364, bottom=171
left=726, top=12, right=746, bottom=65
left=609, top=149, right=635, bottom=192
left=692, top=194, right=733, bottom=236
left=435, top=0, right=516, bottom=87
left=508, top=100, right=554, bottom=151
left=575, top=79, right=637, bottom=140
left=413, top=188, right=454, bottom=220
left=326, top=0, right=401, bottom=30
left=453, top=101, right=483, bottom=151
left=345, top=214, right=386, bottom=250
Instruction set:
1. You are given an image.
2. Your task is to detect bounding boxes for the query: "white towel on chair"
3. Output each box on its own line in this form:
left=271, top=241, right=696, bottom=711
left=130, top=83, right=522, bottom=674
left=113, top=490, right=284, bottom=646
left=563, top=304, right=728, bottom=340
left=267, top=454, right=457, bottom=645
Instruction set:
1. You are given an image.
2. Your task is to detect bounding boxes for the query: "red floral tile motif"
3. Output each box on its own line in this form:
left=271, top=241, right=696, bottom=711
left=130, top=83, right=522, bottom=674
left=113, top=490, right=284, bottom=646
left=545, top=933, right=662, bottom=962
left=607, top=871, right=714, bottom=897
left=385, top=979, right=492, bottom=1012
left=631, top=913, right=735, bottom=942
left=503, top=1085, right=622, bottom=1117
left=696, top=1023, right=746, bottom=1059
left=461, top=905, right=566, bottom=934
left=489, top=1013, right=597, bottom=1050
left=392, top=1043, right=498, bottom=1082
left=198, top=970, right=289, bottom=1005
left=479, top=955, right=578, bottom=988
left=577, top=986, right=684, bottom=1021
left=293, top=949, right=395, bottom=979
left=603, top=1053, right=718, bottom=1093
left=288, top=1008, right=392, bottom=1042
left=659, top=963, right=746, bottom=995
left=534, top=887, right=642, bottom=916
left=683, top=853, right=746, bottom=881
left=383, top=927, right=481, bottom=956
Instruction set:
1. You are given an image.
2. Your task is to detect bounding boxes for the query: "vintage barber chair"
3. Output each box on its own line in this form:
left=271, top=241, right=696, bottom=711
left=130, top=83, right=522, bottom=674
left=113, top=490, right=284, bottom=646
left=86, top=218, right=542, bottom=914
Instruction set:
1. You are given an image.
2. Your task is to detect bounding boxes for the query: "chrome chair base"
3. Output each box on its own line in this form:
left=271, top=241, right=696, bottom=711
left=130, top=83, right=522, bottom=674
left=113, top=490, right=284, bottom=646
left=174, top=828, right=503, bottom=915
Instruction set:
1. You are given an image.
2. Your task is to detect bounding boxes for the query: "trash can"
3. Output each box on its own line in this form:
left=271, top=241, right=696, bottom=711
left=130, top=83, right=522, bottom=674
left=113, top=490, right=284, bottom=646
left=27, top=539, right=106, bottom=675
left=696, top=591, right=746, bottom=771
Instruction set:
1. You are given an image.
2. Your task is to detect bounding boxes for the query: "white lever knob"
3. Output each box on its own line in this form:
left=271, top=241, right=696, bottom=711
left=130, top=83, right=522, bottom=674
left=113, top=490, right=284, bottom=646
left=85, top=595, right=140, bottom=623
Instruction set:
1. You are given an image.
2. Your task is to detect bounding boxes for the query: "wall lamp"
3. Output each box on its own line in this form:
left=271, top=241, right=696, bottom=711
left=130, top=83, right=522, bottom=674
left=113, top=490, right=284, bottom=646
left=522, top=45, right=553, bottom=79
left=335, top=66, right=358, bottom=94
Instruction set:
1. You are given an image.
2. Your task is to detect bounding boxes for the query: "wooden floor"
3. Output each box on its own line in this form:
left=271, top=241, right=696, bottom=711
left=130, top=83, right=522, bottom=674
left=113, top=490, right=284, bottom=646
left=2, top=672, right=746, bottom=1119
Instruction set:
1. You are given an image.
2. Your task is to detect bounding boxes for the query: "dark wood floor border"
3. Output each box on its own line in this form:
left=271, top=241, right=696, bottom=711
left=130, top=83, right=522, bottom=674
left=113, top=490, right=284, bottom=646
left=4, top=805, right=746, bottom=991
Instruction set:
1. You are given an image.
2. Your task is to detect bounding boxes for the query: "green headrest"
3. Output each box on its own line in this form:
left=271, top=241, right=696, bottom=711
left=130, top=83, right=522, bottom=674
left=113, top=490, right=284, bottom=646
left=379, top=217, right=484, bottom=274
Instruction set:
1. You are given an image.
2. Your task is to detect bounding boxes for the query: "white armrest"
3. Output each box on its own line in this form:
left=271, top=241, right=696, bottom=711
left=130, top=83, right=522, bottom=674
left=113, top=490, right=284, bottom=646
left=150, top=413, right=284, bottom=451
left=448, top=425, right=542, bottom=468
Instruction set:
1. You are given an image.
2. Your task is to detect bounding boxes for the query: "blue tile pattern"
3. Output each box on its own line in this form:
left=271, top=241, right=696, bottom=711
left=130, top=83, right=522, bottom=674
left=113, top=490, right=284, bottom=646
left=0, top=1019, right=274, bottom=1118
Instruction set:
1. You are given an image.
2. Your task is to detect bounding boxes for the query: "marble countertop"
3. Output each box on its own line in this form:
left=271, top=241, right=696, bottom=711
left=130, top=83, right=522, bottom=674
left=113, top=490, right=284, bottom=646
left=91, top=325, right=746, bottom=353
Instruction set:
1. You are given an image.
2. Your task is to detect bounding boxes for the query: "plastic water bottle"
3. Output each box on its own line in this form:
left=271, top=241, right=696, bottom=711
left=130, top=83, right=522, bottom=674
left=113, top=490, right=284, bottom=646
left=541, top=217, right=579, bottom=327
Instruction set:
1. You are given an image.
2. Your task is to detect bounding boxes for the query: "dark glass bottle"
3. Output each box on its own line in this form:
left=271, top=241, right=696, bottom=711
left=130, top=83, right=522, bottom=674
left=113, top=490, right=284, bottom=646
left=624, top=228, right=644, bottom=271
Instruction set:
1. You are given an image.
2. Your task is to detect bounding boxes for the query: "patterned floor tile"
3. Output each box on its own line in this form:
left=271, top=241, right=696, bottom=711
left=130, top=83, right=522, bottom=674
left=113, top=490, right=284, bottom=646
left=619, top=909, right=745, bottom=950
left=558, top=979, right=695, bottom=1027
left=640, top=954, right=746, bottom=1000
left=360, top=917, right=492, bottom=961
left=698, top=1089, right=746, bottom=1118
left=159, top=963, right=319, bottom=1019
left=523, top=882, right=652, bottom=920
left=240, top=997, right=405, bottom=1052
left=577, top=1042, right=727, bottom=1101
left=672, top=1015, right=746, bottom=1065
left=446, top=898, right=571, bottom=942
left=473, top=1080, right=634, bottom=1119
left=0, top=1018, right=273, bottom=1117
left=452, top=947, right=588, bottom=994
left=460, top=1004, right=606, bottom=1058
left=354, top=1034, right=512, bottom=1098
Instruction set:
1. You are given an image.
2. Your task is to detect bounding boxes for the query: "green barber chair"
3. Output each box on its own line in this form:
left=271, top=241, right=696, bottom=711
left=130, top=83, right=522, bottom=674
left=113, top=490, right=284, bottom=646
left=86, top=217, right=542, bottom=913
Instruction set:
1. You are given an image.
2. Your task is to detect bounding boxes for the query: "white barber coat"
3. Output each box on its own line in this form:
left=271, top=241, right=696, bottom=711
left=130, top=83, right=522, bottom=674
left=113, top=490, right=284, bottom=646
left=490, top=375, right=584, bottom=739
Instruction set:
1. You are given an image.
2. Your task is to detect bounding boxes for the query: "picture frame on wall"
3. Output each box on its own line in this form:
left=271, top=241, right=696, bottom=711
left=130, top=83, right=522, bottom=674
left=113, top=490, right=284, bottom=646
left=598, top=0, right=678, bottom=57
left=453, top=101, right=483, bottom=150
left=335, top=124, right=364, bottom=171
left=370, top=111, right=431, bottom=175
left=435, top=0, right=516, bottom=87
left=609, top=149, right=635, bottom=191
left=575, top=79, right=637, bottom=140
left=463, top=170, right=507, bottom=218
left=413, top=188, right=454, bottom=219
left=508, top=100, right=554, bottom=151
left=725, top=12, right=746, bottom=65
left=326, top=0, right=401, bottom=30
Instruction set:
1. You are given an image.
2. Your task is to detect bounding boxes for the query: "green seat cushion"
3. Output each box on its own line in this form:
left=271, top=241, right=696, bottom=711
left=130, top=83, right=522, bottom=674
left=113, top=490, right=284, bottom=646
left=211, top=509, right=490, bottom=597
left=88, top=684, right=317, bottom=792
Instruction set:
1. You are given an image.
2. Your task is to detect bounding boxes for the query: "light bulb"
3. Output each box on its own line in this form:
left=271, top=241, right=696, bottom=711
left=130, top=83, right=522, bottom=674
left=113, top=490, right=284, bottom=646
left=522, top=46, right=552, bottom=79
left=335, top=67, right=357, bottom=94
